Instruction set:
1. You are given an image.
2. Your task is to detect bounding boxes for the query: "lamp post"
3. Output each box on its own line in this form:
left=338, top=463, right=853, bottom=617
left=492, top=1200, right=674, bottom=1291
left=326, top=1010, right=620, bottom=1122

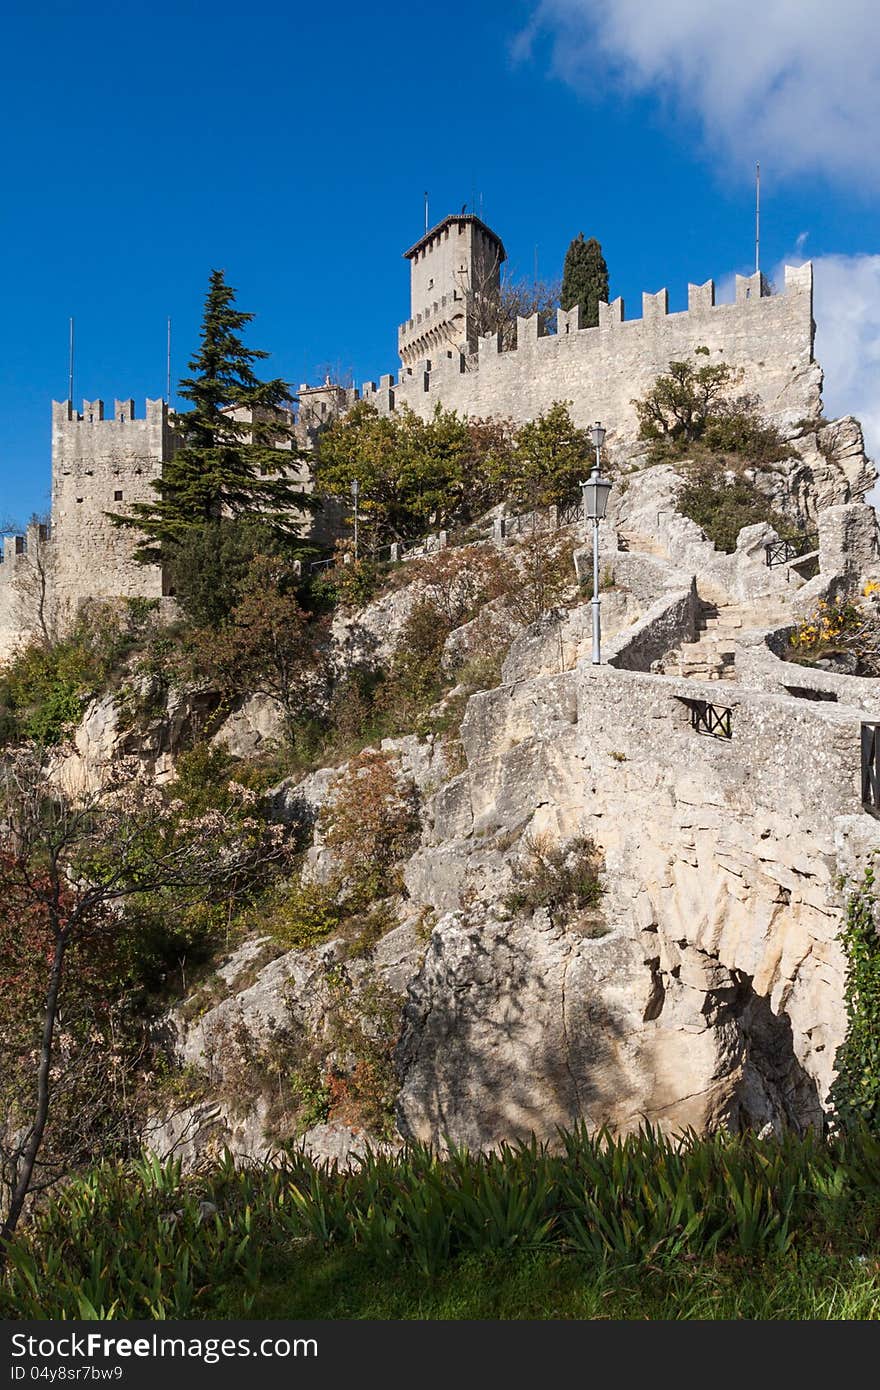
left=581, top=422, right=612, bottom=665
left=351, top=478, right=360, bottom=562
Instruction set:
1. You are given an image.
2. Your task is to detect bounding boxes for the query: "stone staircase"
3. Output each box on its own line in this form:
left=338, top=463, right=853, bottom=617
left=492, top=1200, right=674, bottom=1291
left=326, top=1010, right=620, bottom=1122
left=655, top=597, right=792, bottom=681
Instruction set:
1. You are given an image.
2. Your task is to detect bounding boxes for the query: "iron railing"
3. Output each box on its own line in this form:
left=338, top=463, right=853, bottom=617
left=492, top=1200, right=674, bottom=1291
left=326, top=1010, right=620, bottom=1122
left=557, top=499, right=583, bottom=527
left=685, top=699, right=733, bottom=739
left=765, top=533, right=818, bottom=567
left=305, top=494, right=585, bottom=574
left=862, top=723, right=880, bottom=808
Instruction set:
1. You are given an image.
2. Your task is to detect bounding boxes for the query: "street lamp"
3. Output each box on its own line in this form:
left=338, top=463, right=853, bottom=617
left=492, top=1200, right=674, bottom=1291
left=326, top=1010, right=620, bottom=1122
left=581, top=422, right=613, bottom=665
left=350, top=478, right=360, bottom=562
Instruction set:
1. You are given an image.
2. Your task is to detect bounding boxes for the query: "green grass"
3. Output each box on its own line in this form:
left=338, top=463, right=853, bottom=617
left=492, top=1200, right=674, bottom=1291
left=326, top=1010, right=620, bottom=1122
left=4, top=1128, right=880, bottom=1320
left=211, top=1245, right=880, bottom=1321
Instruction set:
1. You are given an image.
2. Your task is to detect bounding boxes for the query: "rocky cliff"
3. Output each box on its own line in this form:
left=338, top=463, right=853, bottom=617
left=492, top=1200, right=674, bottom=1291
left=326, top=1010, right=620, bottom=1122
left=135, top=468, right=880, bottom=1165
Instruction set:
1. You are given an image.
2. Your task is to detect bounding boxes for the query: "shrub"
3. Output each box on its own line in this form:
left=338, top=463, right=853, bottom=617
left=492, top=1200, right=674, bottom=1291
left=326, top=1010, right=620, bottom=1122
left=703, top=398, right=793, bottom=465
left=396, top=545, right=511, bottom=629
left=635, top=357, right=733, bottom=446
left=635, top=357, right=792, bottom=465
left=677, top=463, right=791, bottom=554
left=165, top=518, right=302, bottom=630
left=322, top=967, right=401, bottom=1137
left=320, top=750, right=420, bottom=895
left=261, top=876, right=347, bottom=951
left=787, top=599, right=876, bottom=673
left=310, top=553, right=386, bottom=609
left=183, top=553, right=326, bottom=738
left=504, top=833, right=604, bottom=925
left=502, top=402, right=594, bottom=511
left=503, top=532, right=576, bottom=625
left=0, top=602, right=150, bottom=747
left=384, top=600, right=449, bottom=711
left=830, top=870, right=880, bottom=1131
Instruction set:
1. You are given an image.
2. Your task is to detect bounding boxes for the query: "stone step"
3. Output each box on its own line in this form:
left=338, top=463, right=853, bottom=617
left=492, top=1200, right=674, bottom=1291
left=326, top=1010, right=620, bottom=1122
left=657, top=594, right=789, bottom=683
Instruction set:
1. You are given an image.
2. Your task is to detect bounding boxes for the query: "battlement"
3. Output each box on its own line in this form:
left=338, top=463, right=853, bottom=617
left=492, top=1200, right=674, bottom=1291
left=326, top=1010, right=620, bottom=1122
left=0, top=521, right=50, bottom=565
left=341, top=263, right=818, bottom=443
left=398, top=292, right=465, bottom=338
left=52, top=397, right=171, bottom=428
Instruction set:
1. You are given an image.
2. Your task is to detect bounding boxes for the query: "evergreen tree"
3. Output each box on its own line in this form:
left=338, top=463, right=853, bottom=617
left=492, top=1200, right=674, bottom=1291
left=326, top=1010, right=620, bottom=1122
left=560, top=233, right=609, bottom=327
left=111, top=270, right=313, bottom=565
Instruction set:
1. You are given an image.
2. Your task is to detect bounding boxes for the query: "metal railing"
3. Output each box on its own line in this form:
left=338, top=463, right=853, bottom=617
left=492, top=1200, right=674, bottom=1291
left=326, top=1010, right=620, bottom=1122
left=306, top=496, right=586, bottom=575
left=862, top=723, right=880, bottom=808
left=765, top=533, right=818, bottom=567
left=685, top=698, right=733, bottom=739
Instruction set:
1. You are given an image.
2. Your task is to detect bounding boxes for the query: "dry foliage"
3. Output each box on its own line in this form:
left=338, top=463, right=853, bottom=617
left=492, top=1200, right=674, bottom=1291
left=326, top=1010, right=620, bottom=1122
left=320, top=750, right=420, bottom=889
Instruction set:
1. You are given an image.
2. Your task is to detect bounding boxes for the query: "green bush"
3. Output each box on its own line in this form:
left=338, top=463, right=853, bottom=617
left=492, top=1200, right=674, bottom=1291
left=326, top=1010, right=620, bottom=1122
left=677, top=465, right=791, bottom=554
left=703, top=403, right=793, bottom=466
left=310, top=556, right=385, bottom=610
left=830, top=870, right=880, bottom=1132
left=0, top=602, right=149, bottom=747
left=165, top=518, right=307, bottom=629
left=261, top=876, right=347, bottom=951
left=635, top=357, right=793, bottom=466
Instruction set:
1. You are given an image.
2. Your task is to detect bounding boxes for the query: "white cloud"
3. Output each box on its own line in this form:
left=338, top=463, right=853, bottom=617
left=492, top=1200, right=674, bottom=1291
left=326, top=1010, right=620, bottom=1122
left=523, top=0, right=880, bottom=185
left=809, top=254, right=880, bottom=463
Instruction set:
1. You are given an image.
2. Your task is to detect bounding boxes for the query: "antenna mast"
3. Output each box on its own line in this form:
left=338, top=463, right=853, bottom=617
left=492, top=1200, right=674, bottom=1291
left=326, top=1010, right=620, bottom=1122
left=166, top=316, right=172, bottom=405
left=68, top=317, right=75, bottom=404
left=424, top=191, right=429, bottom=234
left=755, top=161, right=761, bottom=275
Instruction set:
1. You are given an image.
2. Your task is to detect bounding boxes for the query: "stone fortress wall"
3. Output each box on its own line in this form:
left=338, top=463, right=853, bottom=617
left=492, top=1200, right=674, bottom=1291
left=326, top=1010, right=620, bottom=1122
left=367, top=263, right=820, bottom=445
left=0, top=400, right=172, bottom=658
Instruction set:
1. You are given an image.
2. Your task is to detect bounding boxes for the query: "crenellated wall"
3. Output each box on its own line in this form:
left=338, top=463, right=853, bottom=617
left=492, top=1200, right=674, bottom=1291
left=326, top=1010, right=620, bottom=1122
left=0, top=521, right=54, bottom=660
left=356, top=264, right=821, bottom=446
left=50, top=397, right=173, bottom=608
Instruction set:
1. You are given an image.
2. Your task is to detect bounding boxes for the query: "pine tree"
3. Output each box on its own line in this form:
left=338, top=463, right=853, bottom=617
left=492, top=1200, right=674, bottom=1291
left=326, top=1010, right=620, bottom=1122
left=111, top=270, right=313, bottom=565
left=560, top=234, right=609, bottom=327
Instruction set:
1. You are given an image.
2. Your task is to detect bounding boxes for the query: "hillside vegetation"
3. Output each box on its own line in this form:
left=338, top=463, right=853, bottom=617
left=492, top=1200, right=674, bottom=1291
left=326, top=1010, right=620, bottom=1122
left=2, top=1126, right=880, bottom=1319
left=2, top=335, right=870, bottom=1317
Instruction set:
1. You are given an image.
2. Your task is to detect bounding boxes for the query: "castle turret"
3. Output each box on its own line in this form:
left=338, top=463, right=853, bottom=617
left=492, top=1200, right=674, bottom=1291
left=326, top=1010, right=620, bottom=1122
left=398, top=213, right=506, bottom=368
left=50, top=397, right=176, bottom=607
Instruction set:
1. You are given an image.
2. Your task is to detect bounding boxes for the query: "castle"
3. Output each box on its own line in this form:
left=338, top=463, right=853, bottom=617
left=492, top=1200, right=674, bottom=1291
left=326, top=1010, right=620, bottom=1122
left=0, top=212, right=871, bottom=659
left=7, top=215, right=880, bottom=1147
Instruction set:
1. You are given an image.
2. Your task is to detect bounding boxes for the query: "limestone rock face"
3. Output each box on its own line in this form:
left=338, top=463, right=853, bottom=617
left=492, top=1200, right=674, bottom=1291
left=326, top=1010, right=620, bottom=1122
left=818, top=503, right=880, bottom=587
left=212, top=693, right=286, bottom=757
left=395, top=910, right=823, bottom=1146
left=49, top=678, right=219, bottom=796
left=145, top=490, right=880, bottom=1161
left=150, top=919, right=425, bottom=1163
left=330, top=582, right=420, bottom=674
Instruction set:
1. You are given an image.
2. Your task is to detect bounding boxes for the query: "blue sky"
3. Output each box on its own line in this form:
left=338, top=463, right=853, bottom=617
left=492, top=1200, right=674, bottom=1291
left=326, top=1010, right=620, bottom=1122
left=2, top=0, right=879, bottom=523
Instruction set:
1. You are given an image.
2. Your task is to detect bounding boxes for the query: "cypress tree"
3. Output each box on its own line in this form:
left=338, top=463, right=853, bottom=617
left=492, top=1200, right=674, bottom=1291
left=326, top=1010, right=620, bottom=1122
left=112, top=269, right=313, bottom=565
left=560, top=233, right=609, bottom=327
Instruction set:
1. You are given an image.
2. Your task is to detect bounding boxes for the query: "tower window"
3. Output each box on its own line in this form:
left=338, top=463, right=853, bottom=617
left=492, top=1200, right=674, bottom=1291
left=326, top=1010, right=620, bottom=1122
left=75, top=497, right=83, bottom=504
left=114, top=490, right=123, bottom=501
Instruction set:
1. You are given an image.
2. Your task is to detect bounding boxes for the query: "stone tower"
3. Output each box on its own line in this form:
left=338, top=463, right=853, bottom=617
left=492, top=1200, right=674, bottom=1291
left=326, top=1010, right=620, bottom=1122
left=50, top=397, right=175, bottom=610
left=397, top=213, right=506, bottom=367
